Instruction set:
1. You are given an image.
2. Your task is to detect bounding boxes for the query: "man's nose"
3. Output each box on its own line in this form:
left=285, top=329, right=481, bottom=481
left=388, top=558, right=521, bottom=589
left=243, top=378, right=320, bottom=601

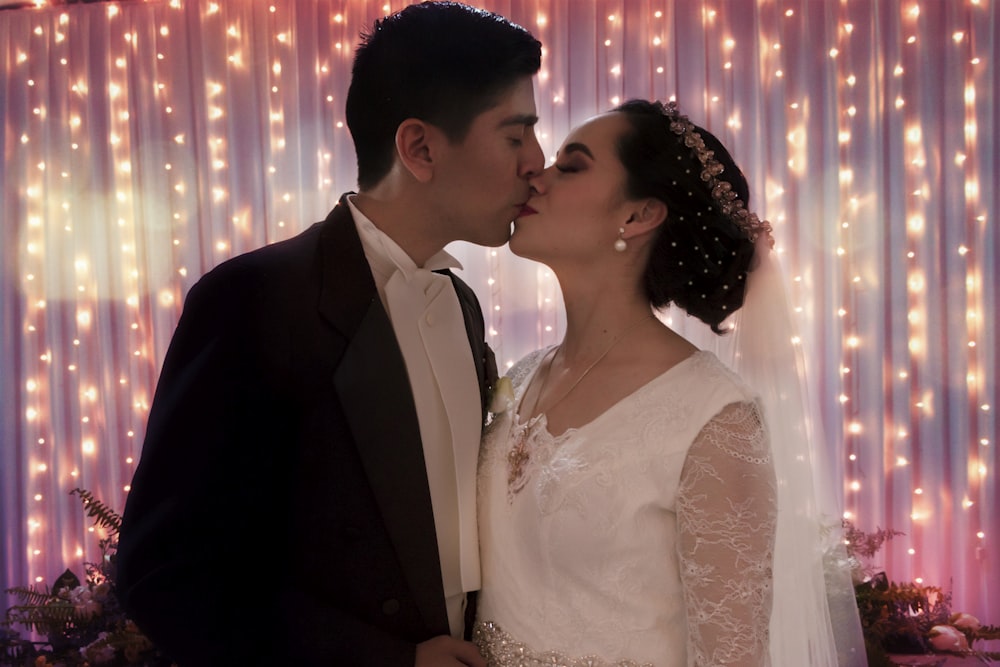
left=519, top=130, right=545, bottom=178
left=527, top=169, right=548, bottom=195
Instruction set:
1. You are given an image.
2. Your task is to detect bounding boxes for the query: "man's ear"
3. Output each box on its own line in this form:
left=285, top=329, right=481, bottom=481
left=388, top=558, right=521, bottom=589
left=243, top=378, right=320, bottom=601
left=622, top=198, right=668, bottom=239
left=394, top=119, right=436, bottom=183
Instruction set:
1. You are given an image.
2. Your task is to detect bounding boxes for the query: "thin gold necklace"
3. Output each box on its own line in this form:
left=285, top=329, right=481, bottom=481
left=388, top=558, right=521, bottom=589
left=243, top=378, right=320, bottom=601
left=527, top=313, right=656, bottom=418
left=507, top=312, right=655, bottom=496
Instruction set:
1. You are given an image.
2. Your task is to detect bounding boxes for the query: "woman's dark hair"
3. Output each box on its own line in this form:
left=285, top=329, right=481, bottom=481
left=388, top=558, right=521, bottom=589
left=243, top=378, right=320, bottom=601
left=346, top=2, right=542, bottom=190
left=614, top=99, right=757, bottom=334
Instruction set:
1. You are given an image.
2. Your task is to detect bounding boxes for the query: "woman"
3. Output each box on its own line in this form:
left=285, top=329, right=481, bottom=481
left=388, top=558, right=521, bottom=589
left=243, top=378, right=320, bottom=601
left=475, top=100, right=864, bottom=666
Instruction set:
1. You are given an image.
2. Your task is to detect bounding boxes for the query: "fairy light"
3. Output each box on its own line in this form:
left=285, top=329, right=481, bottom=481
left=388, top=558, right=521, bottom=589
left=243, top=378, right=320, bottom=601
left=1, top=0, right=995, bottom=625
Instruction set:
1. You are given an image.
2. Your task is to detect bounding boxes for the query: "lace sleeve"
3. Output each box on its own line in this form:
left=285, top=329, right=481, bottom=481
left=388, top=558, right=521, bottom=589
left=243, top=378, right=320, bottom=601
left=677, top=400, right=777, bottom=667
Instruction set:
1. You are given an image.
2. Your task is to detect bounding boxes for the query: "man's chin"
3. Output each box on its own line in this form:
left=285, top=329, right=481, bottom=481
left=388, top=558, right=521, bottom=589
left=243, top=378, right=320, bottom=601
left=506, top=232, right=530, bottom=259
left=472, top=225, right=513, bottom=248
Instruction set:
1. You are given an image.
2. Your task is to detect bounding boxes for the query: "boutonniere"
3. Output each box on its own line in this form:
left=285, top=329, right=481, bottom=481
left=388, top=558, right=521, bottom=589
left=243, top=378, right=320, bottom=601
left=486, top=376, right=514, bottom=426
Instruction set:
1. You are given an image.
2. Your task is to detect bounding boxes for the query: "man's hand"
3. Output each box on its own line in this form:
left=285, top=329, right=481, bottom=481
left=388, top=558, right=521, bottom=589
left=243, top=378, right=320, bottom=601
left=415, top=635, right=486, bottom=667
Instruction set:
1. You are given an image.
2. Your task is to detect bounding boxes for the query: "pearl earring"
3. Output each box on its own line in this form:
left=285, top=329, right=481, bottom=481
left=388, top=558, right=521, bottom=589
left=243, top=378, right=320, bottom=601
left=614, top=227, right=627, bottom=252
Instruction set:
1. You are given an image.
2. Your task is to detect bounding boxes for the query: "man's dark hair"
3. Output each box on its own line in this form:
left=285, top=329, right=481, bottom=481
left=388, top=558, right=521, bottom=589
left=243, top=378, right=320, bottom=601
left=346, top=2, right=541, bottom=190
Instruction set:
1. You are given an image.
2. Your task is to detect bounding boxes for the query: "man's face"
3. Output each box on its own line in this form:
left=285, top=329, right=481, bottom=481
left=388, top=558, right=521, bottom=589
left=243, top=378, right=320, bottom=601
left=430, top=77, right=544, bottom=247
left=510, top=112, right=635, bottom=266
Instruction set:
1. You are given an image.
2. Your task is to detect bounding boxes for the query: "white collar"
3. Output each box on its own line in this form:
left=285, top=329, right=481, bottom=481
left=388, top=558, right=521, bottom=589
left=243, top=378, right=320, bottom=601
left=347, top=196, right=462, bottom=284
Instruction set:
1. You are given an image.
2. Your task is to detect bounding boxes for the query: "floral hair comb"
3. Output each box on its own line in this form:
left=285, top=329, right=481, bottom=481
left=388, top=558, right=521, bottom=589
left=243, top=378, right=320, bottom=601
left=659, top=100, right=773, bottom=246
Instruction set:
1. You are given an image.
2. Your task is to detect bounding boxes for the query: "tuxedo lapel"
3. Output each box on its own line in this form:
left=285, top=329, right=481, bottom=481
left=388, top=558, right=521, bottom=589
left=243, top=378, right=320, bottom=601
left=318, top=198, right=450, bottom=637
left=440, top=270, right=492, bottom=425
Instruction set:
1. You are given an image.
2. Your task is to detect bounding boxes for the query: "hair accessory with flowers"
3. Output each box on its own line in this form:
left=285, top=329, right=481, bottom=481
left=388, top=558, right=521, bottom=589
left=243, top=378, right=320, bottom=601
left=658, top=100, right=774, bottom=248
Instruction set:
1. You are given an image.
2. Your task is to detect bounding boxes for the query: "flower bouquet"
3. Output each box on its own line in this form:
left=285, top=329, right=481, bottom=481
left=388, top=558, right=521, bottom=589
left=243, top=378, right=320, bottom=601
left=1, top=489, right=172, bottom=667
left=845, top=520, right=1000, bottom=665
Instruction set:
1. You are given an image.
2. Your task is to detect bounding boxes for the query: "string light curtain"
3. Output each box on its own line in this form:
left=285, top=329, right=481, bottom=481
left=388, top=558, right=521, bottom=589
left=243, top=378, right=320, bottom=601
left=1, top=0, right=996, bottom=623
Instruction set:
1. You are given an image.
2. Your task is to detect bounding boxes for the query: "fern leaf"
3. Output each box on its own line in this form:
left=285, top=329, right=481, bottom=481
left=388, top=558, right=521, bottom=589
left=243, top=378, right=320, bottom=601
left=6, top=600, right=87, bottom=634
left=3, top=586, right=58, bottom=606
left=70, top=488, right=122, bottom=535
left=972, top=624, right=1000, bottom=641
left=99, top=626, right=156, bottom=651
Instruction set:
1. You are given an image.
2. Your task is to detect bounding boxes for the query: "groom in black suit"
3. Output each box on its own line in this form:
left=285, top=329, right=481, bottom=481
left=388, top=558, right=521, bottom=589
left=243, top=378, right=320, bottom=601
left=116, top=3, right=543, bottom=665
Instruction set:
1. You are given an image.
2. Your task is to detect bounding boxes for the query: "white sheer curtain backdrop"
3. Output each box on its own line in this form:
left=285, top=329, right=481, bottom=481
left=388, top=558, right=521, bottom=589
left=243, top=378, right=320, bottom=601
left=1, top=0, right=996, bottom=624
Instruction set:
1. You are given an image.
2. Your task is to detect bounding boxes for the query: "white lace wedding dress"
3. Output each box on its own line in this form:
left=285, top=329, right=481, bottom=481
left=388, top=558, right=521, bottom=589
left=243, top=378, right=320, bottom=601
left=475, top=348, right=778, bottom=667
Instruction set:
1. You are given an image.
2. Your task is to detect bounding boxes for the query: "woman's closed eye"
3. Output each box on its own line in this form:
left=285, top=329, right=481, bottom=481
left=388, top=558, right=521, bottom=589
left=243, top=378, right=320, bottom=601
left=554, top=142, right=594, bottom=173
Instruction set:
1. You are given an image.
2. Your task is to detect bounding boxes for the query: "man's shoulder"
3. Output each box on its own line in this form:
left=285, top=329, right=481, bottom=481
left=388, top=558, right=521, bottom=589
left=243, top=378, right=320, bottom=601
left=203, top=199, right=356, bottom=281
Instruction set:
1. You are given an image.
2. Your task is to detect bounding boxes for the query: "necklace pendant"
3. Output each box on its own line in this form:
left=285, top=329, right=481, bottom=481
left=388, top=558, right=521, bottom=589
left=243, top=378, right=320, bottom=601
left=506, top=427, right=532, bottom=499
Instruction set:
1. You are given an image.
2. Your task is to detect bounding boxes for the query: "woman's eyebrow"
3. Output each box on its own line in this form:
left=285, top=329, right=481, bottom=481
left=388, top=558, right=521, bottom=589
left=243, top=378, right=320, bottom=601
left=560, top=142, right=594, bottom=159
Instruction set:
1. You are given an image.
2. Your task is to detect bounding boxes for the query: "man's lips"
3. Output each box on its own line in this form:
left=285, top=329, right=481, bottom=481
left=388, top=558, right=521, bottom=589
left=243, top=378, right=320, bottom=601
left=517, top=204, right=538, bottom=217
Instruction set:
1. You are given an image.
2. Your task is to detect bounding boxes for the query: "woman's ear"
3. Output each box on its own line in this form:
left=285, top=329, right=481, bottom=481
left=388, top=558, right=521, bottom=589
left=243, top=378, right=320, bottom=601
left=622, top=198, right=667, bottom=238
left=394, top=119, right=435, bottom=183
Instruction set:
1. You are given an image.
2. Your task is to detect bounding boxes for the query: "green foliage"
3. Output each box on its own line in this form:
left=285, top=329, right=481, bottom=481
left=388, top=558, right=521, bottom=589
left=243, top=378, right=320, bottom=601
left=846, top=520, right=998, bottom=663
left=70, top=487, right=122, bottom=536
left=968, top=625, right=1000, bottom=661
left=854, top=573, right=950, bottom=655
left=1, top=489, right=170, bottom=666
left=5, top=599, right=82, bottom=635
left=4, top=588, right=59, bottom=608
left=842, top=519, right=905, bottom=563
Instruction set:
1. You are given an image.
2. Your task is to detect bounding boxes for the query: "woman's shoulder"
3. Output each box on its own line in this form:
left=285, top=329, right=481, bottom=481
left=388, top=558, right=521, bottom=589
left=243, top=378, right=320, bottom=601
left=506, top=346, right=554, bottom=390
left=626, top=350, right=760, bottom=438
left=682, top=350, right=759, bottom=403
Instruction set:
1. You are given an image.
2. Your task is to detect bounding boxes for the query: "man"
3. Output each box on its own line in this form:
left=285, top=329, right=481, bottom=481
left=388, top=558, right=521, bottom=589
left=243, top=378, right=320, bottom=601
left=116, top=3, right=544, bottom=665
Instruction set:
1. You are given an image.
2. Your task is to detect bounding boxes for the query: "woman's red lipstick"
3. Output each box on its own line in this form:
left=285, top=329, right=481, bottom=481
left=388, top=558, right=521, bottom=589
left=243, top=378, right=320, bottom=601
left=518, top=204, right=538, bottom=217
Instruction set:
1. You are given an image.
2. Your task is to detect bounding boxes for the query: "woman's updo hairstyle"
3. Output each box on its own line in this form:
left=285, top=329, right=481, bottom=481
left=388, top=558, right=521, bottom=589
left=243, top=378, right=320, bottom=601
left=614, top=99, right=761, bottom=334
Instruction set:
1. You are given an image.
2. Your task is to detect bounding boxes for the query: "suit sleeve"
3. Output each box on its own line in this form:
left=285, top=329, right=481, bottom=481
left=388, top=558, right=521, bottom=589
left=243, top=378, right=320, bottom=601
left=116, top=266, right=422, bottom=667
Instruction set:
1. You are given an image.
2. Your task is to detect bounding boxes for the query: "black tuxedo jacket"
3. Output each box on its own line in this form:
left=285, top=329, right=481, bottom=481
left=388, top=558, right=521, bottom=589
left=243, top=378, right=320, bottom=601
left=117, top=194, right=497, bottom=666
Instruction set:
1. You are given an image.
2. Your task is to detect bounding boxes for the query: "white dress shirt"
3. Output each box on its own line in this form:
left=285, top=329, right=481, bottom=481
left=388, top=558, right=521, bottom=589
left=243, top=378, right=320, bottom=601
left=347, top=197, right=482, bottom=638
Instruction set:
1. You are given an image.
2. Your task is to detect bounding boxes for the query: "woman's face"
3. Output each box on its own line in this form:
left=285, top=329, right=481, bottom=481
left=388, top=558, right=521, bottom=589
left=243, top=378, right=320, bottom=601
left=509, top=112, right=636, bottom=265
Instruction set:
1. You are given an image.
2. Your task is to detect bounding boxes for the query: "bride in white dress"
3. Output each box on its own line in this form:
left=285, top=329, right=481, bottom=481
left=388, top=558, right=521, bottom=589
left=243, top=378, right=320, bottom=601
left=474, top=100, right=865, bottom=666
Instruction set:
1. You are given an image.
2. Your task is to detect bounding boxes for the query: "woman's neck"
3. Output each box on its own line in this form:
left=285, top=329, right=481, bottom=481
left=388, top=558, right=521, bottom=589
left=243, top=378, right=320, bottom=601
left=557, top=282, right=654, bottom=364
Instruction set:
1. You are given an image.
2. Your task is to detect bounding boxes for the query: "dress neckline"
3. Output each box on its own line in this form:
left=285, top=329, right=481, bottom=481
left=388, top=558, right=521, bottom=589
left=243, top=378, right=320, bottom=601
left=512, top=348, right=710, bottom=442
